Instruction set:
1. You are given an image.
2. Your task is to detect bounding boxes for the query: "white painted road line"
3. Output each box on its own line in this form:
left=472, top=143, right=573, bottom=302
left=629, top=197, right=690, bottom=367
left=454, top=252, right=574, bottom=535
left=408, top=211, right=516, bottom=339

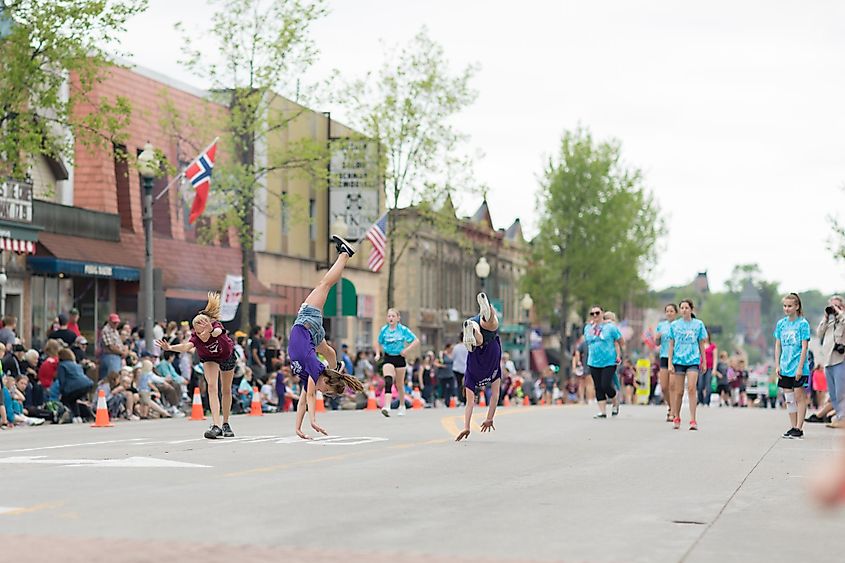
left=0, top=456, right=211, bottom=468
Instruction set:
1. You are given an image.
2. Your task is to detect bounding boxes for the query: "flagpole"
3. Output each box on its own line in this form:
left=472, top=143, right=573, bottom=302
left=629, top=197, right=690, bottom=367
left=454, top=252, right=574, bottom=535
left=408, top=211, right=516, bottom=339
left=153, top=136, right=219, bottom=203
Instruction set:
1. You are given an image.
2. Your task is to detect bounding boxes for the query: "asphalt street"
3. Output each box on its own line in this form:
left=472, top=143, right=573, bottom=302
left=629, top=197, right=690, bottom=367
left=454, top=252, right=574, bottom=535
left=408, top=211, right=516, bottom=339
left=0, top=403, right=842, bottom=562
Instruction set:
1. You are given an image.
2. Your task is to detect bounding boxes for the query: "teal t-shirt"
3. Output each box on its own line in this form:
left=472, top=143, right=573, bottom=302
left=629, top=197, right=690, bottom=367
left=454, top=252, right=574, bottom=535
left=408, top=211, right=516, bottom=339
left=378, top=323, right=416, bottom=356
left=584, top=322, right=622, bottom=368
left=773, top=316, right=811, bottom=376
left=669, top=318, right=708, bottom=365
left=656, top=320, right=671, bottom=359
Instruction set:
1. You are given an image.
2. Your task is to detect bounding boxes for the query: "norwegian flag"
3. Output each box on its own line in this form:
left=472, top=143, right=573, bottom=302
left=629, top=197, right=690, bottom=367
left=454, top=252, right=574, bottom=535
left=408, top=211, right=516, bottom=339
left=364, top=212, right=389, bottom=272
left=185, top=140, right=218, bottom=224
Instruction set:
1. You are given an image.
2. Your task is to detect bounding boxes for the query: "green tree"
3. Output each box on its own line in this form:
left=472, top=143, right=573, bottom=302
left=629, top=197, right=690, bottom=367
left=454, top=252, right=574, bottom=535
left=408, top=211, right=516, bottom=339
left=174, top=0, right=329, bottom=330
left=0, top=0, right=146, bottom=179
left=340, top=27, right=479, bottom=309
left=523, top=127, right=665, bottom=360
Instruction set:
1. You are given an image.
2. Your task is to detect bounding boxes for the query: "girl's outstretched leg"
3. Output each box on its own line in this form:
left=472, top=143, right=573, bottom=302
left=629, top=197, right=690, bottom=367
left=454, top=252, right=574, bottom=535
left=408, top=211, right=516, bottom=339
left=304, top=236, right=355, bottom=310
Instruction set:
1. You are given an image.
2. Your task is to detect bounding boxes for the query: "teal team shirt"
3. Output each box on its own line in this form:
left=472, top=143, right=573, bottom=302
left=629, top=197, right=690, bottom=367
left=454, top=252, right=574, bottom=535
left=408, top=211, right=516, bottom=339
left=378, top=323, right=416, bottom=356
left=656, top=320, right=671, bottom=359
left=669, top=318, right=708, bottom=366
left=584, top=322, right=622, bottom=368
left=773, top=316, right=811, bottom=376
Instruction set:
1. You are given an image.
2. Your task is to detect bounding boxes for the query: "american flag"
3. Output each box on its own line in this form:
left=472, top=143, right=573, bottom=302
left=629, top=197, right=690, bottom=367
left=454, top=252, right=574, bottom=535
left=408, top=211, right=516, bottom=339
left=364, top=212, right=389, bottom=272
left=185, top=139, right=218, bottom=224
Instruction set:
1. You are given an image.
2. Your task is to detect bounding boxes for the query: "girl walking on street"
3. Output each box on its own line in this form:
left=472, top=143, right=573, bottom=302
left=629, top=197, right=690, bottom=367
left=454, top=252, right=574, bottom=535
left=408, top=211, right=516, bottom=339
left=774, top=293, right=811, bottom=439
left=376, top=309, right=419, bottom=417
left=655, top=304, right=678, bottom=421
left=668, top=299, right=708, bottom=430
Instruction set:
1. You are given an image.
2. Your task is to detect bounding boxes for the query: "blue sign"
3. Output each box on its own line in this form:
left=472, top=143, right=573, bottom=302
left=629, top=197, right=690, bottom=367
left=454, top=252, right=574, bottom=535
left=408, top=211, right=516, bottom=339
left=27, top=257, right=140, bottom=281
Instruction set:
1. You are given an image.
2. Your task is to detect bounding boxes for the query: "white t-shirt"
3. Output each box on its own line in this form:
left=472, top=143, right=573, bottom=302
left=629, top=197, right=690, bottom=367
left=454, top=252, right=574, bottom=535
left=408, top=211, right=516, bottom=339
left=451, top=343, right=468, bottom=373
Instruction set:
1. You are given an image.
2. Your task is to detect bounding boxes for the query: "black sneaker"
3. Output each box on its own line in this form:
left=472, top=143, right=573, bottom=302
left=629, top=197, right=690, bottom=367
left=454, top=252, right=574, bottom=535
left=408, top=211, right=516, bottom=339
left=792, top=428, right=804, bottom=439
left=612, top=404, right=619, bottom=417
left=783, top=427, right=803, bottom=439
left=805, top=414, right=823, bottom=423
left=204, top=425, right=223, bottom=439
left=221, top=422, right=234, bottom=438
left=331, top=235, right=356, bottom=257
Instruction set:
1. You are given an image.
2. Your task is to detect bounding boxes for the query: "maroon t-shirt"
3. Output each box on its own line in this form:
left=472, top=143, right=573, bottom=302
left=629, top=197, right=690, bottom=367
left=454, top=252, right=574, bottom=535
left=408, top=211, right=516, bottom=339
left=189, top=321, right=234, bottom=362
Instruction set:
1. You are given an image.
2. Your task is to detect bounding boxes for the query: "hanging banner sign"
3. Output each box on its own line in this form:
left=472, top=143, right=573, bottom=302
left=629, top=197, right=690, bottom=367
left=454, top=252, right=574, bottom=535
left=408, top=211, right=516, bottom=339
left=220, top=275, right=243, bottom=322
left=328, top=139, right=379, bottom=241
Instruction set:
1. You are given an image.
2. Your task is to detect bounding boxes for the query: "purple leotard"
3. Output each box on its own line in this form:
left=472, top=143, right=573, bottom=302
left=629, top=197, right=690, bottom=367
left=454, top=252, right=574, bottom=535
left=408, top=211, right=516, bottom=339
left=287, top=324, right=325, bottom=390
left=464, top=316, right=502, bottom=390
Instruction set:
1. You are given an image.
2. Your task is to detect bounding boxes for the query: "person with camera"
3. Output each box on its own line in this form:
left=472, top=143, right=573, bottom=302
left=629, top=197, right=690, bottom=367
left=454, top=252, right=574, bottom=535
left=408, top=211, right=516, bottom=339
left=818, top=295, right=845, bottom=429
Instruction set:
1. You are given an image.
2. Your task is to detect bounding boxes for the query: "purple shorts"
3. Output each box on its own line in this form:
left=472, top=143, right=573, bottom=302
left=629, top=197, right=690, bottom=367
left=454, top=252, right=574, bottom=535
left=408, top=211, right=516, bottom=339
left=464, top=336, right=502, bottom=391
left=288, top=324, right=324, bottom=390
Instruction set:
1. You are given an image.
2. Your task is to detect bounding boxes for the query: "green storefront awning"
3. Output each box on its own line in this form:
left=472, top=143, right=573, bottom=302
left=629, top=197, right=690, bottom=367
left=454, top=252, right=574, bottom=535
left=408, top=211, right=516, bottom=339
left=0, top=220, right=41, bottom=242
left=324, top=278, right=358, bottom=317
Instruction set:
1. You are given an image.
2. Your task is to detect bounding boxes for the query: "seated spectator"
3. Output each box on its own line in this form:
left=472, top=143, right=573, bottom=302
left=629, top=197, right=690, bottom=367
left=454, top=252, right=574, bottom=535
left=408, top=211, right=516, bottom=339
left=137, top=360, right=172, bottom=419
left=38, top=339, right=62, bottom=389
left=56, top=348, right=94, bottom=423
left=119, top=368, right=140, bottom=420
left=155, top=351, right=188, bottom=402
left=48, top=313, right=78, bottom=348
left=262, top=372, right=279, bottom=408
left=238, top=367, right=256, bottom=412
left=10, top=375, right=46, bottom=425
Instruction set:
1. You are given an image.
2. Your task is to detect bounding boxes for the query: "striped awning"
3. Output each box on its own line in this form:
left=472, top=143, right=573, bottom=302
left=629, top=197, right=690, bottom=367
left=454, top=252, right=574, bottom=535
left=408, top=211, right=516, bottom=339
left=0, top=238, right=35, bottom=254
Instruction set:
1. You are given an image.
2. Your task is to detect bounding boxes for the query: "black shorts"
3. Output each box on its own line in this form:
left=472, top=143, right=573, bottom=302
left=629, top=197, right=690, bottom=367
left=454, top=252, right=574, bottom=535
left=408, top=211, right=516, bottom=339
left=672, top=364, right=699, bottom=374
left=659, top=357, right=669, bottom=369
left=383, top=354, right=407, bottom=369
left=204, top=353, right=237, bottom=372
left=778, top=374, right=809, bottom=390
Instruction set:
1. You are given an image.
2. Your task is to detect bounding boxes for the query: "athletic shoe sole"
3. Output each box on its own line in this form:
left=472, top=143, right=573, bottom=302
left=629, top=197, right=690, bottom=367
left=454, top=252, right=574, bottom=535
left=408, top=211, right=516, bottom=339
left=462, top=320, right=475, bottom=352
left=331, top=234, right=356, bottom=257
left=477, top=292, right=492, bottom=322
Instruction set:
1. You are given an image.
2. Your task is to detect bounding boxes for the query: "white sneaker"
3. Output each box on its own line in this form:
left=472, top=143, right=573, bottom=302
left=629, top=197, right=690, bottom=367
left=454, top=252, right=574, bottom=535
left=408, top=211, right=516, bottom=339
left=28, top=418, right=45, bottom=426
left=129, top=414, right=140, bottom=421
left=462, top=320, right=476, bottom=352
left=380, top=407, right=390, bottom=417
left=477, top=292, right=492, bottom=322
left=398, top=406, right=406, bottom=417
left=173, top=411, right=186, bottom=418
left=72, top=416, right=83, bottom=424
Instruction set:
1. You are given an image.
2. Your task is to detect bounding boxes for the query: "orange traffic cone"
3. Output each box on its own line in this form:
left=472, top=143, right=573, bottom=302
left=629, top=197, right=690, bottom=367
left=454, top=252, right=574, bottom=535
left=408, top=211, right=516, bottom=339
left=523, top=395, right=530, bottom=406
left=315, top=390, right=326, bottom=412
left=249, top=387, right=263, bottom=416
left=479, top=391, right=487, bottom=407
left=503, top=395, right=511, bottom=407
left=366, top=386, right=377, bottom=410
left=540, top=398, right=546, bottom=406
left=190, top=387, right=205, bottom=420
left=449, top=396, right=457, bottom=408
left=412, top=387, right=423, bottom=410
left=91, top=389, right=113, bottom=428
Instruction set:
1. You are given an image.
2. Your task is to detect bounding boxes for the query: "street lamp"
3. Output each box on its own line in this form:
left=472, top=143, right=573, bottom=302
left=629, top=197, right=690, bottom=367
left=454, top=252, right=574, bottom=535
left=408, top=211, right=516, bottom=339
left=521, top=293, right=533, bottom=372
left=137, top=142, right=157, bottom=354
left=475, top=256, right=490, bottom=291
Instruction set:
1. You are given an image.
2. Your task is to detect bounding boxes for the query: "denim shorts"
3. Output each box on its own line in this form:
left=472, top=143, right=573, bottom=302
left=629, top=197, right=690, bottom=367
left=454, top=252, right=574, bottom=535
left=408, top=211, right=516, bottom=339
left=293, top=303, right=325, bottom=346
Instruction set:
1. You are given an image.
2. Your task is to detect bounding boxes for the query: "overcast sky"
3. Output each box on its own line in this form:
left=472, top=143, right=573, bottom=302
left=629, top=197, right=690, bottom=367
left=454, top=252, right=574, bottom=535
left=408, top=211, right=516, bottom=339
left=119, top=0, right=845, bottom=294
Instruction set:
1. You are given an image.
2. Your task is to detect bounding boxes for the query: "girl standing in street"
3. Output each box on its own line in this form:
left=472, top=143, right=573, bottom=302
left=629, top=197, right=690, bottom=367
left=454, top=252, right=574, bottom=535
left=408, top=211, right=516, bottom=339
left=376, top=309, right=419, bottom=417
left=456, top=293, right=502, bottom=441
left=584, top=305, right=622, bottom=419
left=668, top=299, right=708, bottom=430
left=286, top=236, right=365, bottom=439
left=700, top=335, right=718, bottom=407
left=774, top=293, right=811, bottom=439
left=655, top=304, right=678, bottom=421
left=157, top=292, right=237, bottom=439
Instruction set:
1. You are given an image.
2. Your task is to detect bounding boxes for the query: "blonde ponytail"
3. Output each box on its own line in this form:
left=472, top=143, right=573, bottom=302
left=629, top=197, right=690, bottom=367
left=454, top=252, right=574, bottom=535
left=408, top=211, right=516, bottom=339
left=200, top=291, right=221, bottom=321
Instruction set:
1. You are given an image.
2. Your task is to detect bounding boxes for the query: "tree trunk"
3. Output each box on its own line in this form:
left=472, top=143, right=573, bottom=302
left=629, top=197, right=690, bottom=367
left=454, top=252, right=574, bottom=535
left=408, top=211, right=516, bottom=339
left=559, top=268, right=571, bottom=380
left=239, top=238, right=251, bottom=332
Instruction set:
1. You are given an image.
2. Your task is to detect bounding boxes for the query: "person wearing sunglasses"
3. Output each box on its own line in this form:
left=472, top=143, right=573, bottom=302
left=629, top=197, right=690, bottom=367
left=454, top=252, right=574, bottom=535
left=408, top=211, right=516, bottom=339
left=584, top=305, right=622, bottom=419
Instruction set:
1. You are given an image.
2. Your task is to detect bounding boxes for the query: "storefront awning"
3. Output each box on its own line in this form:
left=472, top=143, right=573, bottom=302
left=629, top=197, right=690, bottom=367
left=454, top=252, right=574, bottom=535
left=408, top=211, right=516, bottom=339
left=0, top=220, right=41, bottom=254
left=27, top=256, right=140, bottom=281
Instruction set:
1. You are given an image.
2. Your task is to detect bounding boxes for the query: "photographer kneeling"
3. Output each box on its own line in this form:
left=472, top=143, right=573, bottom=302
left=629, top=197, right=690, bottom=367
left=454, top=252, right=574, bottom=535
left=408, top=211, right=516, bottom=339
left=818, top=295, right=845, bottom=428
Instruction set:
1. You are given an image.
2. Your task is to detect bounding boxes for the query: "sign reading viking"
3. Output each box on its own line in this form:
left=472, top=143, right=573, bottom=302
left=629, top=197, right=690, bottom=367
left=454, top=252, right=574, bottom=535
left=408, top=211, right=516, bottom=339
left=0, top=179, right=33, bottom=223
left=328, top=139, right=379, bottom=241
